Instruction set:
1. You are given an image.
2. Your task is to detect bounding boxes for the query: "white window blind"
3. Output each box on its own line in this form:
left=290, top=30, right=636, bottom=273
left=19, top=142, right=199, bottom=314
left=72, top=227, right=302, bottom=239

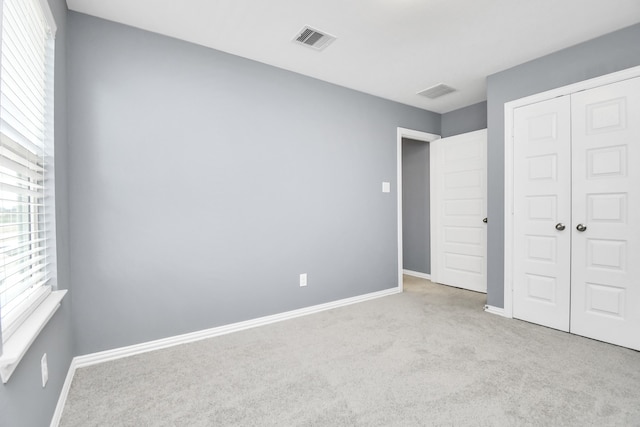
left=0, top=0, right=56, bottom=345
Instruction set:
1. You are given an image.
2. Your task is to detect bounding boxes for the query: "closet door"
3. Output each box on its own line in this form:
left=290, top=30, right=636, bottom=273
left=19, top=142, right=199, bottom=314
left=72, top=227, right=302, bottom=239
left=570, top=76, right=640, bottom=351
left=512, top=96, right=572, bottom=331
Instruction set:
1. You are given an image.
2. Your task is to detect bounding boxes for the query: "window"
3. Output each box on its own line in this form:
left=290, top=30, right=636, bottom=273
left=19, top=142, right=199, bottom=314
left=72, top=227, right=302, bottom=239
left=0, top=0, right=61, bottom=382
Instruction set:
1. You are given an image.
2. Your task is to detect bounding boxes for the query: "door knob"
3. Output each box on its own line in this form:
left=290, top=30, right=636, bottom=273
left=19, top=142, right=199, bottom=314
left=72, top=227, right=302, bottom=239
left=555, top=223, right=565, bottom=231
left=576, top=224, right=587, bottom=232
left=482, top=217, right=488, bottom=223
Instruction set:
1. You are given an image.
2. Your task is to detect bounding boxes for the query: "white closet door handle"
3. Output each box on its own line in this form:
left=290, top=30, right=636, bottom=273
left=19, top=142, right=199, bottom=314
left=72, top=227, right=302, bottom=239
left=576, top=224, right=587, bottom=232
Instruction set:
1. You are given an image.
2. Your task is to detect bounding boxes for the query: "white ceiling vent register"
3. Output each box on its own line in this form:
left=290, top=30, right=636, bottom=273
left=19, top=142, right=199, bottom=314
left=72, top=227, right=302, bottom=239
left=293, top=26, right=336, bottom=51
left=417, top=83, right=457, bottom=99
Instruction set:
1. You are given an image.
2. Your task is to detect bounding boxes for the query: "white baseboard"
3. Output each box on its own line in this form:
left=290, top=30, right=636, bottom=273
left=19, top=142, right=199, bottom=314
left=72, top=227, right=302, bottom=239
left=50, top=358, right=77, bottom=427
left=50, top=287, right=400, bottom=426
left=484, top=304, right=510, bottom=318
left=402, top=269, right=431, bottom=280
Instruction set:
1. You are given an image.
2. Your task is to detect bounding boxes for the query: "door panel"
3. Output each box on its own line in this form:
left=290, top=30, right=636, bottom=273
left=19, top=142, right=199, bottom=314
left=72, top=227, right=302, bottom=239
left=512, top=96, right=571, bottom=331
left=570, top=76, right=640, bottom=350
left=432, top=129, right=487, bottom=293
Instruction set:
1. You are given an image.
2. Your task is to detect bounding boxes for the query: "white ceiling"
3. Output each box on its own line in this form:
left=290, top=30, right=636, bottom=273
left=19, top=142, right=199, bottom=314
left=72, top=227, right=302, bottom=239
left=65, top=0, right=640, bottom=113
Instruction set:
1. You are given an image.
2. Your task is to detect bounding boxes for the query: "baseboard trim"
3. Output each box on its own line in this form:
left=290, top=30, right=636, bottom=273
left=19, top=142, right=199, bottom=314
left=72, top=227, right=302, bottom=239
left=50, top=358, right=77, bottom=427
left=402, top=269, right=431, bottom=280
left=50, top=287, right=400, bottom=426
left=74, top=287, right=399, bottom=367
left=484, top=305, right=510, bottom=318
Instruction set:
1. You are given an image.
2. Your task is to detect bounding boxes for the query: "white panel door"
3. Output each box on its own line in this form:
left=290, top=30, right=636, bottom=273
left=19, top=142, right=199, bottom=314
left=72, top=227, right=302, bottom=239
left=512, top=97, right=572, bottom=331
left=570, top=77, right=640, bottom=350
left=432, top=129, right=487, bottom=293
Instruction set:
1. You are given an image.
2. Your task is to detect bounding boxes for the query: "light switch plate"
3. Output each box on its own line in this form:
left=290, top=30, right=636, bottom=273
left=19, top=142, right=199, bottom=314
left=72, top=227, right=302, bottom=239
left=382, top=182, right=391, bottom=193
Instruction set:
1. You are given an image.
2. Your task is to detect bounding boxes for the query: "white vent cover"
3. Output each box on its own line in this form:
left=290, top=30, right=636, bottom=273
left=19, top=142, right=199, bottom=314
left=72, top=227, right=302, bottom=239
left=417, top=84, right=457, bottom=99
left=293, top=26, right=336, bottom=51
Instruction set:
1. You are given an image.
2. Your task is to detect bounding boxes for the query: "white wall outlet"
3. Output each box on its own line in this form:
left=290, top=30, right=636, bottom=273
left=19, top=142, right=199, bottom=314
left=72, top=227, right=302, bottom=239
left=41, top=353, right=48, bottom=388
left=382, top=182, right=391, bottom=193
left=299, top=273, right=307, bottom=287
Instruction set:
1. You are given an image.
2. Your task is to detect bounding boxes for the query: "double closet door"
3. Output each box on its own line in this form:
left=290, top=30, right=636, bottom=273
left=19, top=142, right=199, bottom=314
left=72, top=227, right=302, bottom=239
left=512, top=76, right=640, bottom=351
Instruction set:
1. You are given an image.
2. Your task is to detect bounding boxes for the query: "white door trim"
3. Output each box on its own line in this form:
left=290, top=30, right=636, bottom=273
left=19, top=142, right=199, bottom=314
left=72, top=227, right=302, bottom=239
left=396, top=127, right=440, bottom=291
left=503, top=65, right=640, bottom=319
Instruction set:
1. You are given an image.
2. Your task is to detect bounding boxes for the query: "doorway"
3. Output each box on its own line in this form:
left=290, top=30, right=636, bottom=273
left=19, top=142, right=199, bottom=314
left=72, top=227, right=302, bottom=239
left=396, top=128, right=439, bottom=291
left=397, top=128, right=488, bottom=294
left=401, top=137, right=431, bottom=280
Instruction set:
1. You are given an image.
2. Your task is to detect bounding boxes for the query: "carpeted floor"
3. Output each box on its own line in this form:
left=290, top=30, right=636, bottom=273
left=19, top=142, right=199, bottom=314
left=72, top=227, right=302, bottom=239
left=59, top=276, right=640, bottom=426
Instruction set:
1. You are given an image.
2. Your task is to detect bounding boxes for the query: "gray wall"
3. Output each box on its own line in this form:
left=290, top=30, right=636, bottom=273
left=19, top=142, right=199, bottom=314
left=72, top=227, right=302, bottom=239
left=0, top=0, right=74, bottom=426
left=67, top=12, right=440, bottom=355
left=401, top=138, right=430, bottom=274
left=441, top=101, right=487, bottom=138
left=485, top=23, right=640, bottom=308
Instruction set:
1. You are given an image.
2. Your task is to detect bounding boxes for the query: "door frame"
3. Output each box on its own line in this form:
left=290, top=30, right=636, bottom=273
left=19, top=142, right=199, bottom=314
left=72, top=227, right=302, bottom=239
left=503, top=65, right=640, bottom=319
left=396, top=128, right=440, bottom=291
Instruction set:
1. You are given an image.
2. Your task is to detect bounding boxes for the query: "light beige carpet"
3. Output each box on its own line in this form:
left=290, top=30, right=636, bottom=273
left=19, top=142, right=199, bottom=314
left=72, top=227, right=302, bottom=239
left=60, top=276, right=640, bottom=426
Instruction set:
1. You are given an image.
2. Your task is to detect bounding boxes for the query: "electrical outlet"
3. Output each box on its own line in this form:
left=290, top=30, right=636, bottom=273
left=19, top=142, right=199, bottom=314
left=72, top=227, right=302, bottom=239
left=299, top=273, right=307, bottom=287
left=41, top=353, right=48, bottom=387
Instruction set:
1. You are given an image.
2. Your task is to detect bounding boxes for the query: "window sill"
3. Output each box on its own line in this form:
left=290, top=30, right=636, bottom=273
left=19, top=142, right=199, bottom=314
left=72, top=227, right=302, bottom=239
left=0, top=290, right=67, bottom=384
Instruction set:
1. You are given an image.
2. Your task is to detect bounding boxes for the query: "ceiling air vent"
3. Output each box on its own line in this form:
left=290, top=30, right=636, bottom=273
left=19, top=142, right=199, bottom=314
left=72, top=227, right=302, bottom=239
left=293, top=26, right=336, bottom=51
left=417, top=84, right=457, bottom=99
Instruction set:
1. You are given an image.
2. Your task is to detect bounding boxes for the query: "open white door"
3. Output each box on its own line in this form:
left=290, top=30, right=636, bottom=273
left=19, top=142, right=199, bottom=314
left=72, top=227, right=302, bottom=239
left=431, top=129, right=487, bottom=293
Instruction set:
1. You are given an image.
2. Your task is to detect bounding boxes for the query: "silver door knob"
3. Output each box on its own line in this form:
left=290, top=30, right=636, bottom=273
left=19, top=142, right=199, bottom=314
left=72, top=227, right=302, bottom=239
left=576, top=224, right=587, bottom=232
left=482, top=218, right=488, bottom=223
left=555, top=223, right=565, bottom=231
